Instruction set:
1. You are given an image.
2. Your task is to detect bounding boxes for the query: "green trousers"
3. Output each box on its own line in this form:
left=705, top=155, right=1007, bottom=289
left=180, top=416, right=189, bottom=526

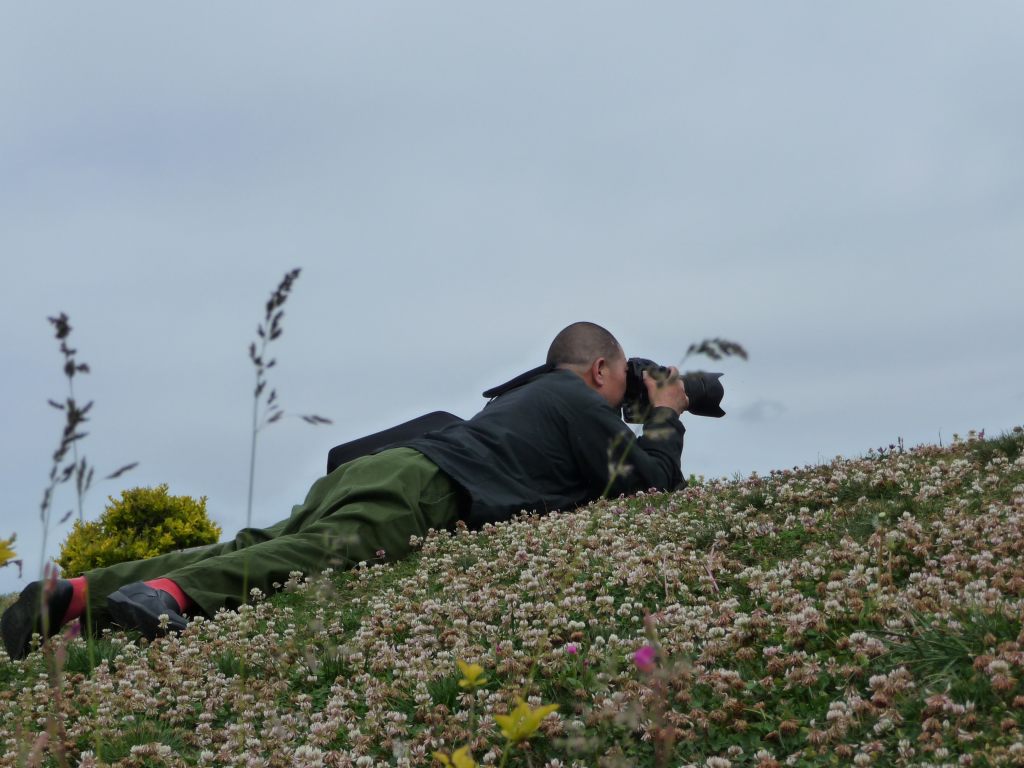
left=84, top=448, right=465, bottom=622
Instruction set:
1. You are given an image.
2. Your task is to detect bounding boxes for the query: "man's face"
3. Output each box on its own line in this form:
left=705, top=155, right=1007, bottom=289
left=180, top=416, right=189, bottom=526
left=601, top=352, right=629, bottom=409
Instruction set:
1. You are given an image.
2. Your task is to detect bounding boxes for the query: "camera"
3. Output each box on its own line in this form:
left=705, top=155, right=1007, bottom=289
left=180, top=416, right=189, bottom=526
left=622, top=357, right=726, bottom=423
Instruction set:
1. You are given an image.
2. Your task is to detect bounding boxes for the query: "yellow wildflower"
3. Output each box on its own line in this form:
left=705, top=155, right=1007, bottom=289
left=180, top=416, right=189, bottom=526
left=494, top=697, right=559, bottom=743
left=0, top=534, right=16, bottom=567
left=433, top=745, right=477, bottom=767
left=457, top=659, right=488, bottom=689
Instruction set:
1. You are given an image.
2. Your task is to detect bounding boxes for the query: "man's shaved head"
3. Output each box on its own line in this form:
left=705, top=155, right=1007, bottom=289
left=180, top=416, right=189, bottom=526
left=546, top=322, right=623, bottom=368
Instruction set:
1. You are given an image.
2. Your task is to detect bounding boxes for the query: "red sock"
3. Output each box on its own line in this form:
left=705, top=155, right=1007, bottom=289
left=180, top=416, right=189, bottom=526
left=62, top=576, right=88, bottom=624
left=143, top=578, right=193, bottom=612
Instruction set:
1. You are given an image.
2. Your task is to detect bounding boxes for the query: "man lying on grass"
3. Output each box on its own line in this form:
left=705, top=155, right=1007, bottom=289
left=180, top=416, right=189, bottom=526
left=2, top=321, right=689, bottom=661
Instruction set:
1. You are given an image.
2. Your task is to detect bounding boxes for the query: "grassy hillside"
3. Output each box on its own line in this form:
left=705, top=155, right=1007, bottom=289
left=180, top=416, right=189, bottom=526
left=2, top=428, right=1023, bottom=767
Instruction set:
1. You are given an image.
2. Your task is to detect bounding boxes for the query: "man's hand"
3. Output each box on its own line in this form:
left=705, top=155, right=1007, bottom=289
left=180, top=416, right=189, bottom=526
left=643, top=367, right=689, bottom=415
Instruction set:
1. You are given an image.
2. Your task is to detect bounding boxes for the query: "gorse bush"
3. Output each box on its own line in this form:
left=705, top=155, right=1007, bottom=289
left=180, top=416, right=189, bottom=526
left=56, top=484, right=221, bottom=577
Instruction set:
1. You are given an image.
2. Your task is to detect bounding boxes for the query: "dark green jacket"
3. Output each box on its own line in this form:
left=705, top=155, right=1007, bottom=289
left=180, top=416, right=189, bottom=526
left=403, top=369, right=685, bottom=529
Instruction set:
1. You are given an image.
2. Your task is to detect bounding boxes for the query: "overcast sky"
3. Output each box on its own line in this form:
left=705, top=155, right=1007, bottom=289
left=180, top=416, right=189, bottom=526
left=2, top=2, right=1022, bottom=595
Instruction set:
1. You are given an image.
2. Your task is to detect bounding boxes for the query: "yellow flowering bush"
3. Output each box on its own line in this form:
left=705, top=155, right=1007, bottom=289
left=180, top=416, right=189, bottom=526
left=56, top=484, right=221, bottom=576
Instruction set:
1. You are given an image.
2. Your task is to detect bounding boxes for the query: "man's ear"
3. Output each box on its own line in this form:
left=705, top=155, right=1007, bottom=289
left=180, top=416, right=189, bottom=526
left=590, top=357, right=607, bottom=386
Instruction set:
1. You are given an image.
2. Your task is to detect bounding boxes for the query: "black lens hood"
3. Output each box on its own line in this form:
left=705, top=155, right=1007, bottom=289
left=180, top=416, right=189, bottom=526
left=681, top=371, right=726, bottom=418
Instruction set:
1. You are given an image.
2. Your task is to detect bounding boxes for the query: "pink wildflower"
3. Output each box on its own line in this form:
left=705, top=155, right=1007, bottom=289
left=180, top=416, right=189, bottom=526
left=634, top=644, right=657, bottom=672
left=565, top=643, right=578, bottom=654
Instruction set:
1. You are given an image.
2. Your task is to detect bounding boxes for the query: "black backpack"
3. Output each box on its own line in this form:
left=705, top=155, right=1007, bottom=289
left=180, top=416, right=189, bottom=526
left=325, top=410, right=463, bottom=473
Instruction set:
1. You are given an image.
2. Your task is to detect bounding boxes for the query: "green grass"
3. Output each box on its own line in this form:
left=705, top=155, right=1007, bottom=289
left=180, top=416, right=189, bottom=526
left=92, top=720, right=190, bottom=765
left=971, top=429, right=1024, bottom=464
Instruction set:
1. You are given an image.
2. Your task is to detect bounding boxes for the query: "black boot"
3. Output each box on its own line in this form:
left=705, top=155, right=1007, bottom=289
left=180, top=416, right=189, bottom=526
left=106, top=583, right=188, bottom=641
left=1, top=579, right=73, bottom=661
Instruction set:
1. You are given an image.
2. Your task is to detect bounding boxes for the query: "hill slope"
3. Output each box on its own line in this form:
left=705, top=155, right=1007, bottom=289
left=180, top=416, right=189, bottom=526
left=2, top=428, right=1023, bottom=767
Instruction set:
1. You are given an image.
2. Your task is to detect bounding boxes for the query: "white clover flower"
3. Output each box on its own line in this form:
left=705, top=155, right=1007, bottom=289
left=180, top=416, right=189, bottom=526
left=986, top=659, right=1010, bottom=675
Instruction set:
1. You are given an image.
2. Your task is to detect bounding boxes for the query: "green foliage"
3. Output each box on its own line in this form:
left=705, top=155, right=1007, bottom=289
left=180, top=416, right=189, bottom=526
left=884, top=607, right=1022, bottom=692
left=56, top=484, right=221, bottom=577
left=64, top=637, right=121, bottom=676
left=971, top=427, right=1024, bottom=464
left=90, top=719, right=189, bottom=765
left=427, top=670, right=462, bottom=709
left=215, top=650, right=246, bottom=677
